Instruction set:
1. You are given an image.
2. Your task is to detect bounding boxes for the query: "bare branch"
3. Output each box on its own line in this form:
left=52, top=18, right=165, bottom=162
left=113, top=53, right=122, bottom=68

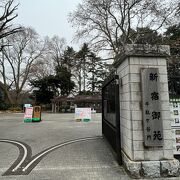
left=0, top=27, right=45, bottom=104
left=69, top=0, right=179, bottom=59
left=0, top=0, right=21, bottom=42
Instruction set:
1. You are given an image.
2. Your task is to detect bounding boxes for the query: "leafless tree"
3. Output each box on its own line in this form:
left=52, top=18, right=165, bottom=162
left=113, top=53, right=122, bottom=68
left=0, top=27, right=45, bottom=104
left=0, top=0, right=21, bottom=51
left=69, top=0, right=179, bottom=59
left=29, top=57, right=54, bottom=80
left=46, top=35, right=66, bottom=67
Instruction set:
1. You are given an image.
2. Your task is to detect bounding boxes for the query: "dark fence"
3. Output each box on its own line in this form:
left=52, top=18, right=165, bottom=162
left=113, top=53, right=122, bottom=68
left=169, top=76, right=180, bottom=98
left=102, top=75, right=122, bottom=164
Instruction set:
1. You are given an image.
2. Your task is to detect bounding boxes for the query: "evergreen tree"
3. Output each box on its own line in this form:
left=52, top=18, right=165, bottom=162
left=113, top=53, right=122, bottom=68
left=75, top=43, right=90, bottom=93
left=165, top=24, right=180, bottom=77
left=30, top=66, right=75, bottom=104
left=87, top=53, right=109, bottom=92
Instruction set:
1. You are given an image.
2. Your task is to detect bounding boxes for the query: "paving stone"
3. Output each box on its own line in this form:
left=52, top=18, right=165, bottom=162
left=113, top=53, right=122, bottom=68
left=0, top=113, right=131, bottom=180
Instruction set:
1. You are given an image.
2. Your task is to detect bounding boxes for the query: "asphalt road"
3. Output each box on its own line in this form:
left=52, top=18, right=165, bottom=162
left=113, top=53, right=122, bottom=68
left=0, top=113, right=129, bottom=180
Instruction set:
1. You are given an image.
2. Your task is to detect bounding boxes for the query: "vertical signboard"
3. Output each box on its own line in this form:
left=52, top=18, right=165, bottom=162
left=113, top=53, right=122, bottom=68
left=141, top=68, right=163, bottom=146
left=33, top=106, right=41, bottom=122
left=75, top=108, right=91, bottom=122
left=24, top=107, right=33, bottom=122
left=170, top=99, right=180, bottom=127
left=23, top=104, right=32, bottom=112
left=170, top=98, right=180, bottom=154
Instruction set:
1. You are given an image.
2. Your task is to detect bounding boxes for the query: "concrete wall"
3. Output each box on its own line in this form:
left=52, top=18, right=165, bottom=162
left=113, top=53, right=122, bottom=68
left=117, top=56, right=173, bottom=161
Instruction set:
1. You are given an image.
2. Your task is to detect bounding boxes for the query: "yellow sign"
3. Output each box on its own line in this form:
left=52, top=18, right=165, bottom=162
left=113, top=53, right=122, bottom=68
left=33, top=106, right=41, bottom=120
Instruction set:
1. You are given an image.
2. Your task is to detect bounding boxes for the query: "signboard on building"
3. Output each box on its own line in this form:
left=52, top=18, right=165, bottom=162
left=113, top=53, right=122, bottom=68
left=141, top=68, right=163, bottom=146
left=75, top=108, right=91, bottom=122
left=170, top=98, right=180, bottom=154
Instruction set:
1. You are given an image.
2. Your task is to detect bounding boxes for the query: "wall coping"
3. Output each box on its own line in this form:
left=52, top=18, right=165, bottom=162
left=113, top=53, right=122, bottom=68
left=113, top=44, right=170, bottom=68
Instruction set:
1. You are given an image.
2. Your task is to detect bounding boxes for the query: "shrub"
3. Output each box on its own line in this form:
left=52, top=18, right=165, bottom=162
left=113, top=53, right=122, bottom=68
left=8, top=106, right=22, bottom=112
left=0, top=103, right=10, bottom=110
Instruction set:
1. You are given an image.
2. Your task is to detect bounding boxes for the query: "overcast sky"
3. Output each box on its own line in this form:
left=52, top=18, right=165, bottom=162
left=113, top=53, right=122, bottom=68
left=15, top=0, right=82, bottom=47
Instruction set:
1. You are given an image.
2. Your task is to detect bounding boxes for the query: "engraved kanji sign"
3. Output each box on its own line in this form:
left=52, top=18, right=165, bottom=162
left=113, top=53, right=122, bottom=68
left=141, top=68, right=163, bottom=146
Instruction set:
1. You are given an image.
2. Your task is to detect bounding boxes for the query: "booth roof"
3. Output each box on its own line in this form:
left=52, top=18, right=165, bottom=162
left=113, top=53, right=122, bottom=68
left=51, top=95, right=101, bottom=103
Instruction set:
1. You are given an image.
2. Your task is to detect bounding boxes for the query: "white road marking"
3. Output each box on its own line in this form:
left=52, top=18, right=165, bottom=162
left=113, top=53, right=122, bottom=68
left=0, top=140, right=28, bottom=172
left=22, top=136, right=102, bottom=172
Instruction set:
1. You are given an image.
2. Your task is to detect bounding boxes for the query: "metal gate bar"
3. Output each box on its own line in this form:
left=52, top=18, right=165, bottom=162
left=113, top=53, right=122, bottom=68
left=102, top=75, right=122, bottom=164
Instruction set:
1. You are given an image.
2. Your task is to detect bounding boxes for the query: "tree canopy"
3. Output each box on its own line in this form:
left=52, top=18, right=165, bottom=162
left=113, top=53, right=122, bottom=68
left=69, top=0, right=179, bottom=58
left=0, top=27, right=45, bottom=105
left=30, top=66, right=75, bottom=104
left=1, top=0, right=179, bottom=107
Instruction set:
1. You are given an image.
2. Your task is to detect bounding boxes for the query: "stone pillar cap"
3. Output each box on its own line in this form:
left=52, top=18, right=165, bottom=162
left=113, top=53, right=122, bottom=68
left=114, top=44, right=170, bottom=68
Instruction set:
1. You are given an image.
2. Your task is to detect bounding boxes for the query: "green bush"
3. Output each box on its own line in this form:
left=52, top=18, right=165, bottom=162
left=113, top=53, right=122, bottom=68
left=8, top=106, right=22, bottom=112
left=60, top=105, right=70, bottom=113
left=0, top=103, right=10, bottom=110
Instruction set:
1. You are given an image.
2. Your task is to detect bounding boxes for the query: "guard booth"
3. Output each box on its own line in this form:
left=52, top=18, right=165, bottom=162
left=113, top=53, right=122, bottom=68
left=102, top=75, right=122, bottom=164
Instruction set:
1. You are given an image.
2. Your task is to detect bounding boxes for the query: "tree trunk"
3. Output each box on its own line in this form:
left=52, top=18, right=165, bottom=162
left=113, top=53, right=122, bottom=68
left=4, top=90, right=13, bottom=104
left=83, top=58, right=86, bottom=92
left=78, top=71, right=81, bottom=93
left=92, top=74, right=95, bottom=93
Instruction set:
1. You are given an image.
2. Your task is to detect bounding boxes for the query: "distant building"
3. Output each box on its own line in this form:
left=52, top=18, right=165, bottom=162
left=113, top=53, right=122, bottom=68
left=51, top=96, right=74, bottom=113
left=51, top=94, right=102, bottom=113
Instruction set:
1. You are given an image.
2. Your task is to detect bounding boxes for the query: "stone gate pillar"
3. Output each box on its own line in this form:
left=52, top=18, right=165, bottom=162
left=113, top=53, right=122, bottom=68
left=114, top=44, right=179, bottom=178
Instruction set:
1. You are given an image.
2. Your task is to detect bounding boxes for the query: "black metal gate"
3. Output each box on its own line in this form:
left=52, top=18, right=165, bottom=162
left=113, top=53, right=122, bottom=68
left=102, top=75, right=122, bottom=164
